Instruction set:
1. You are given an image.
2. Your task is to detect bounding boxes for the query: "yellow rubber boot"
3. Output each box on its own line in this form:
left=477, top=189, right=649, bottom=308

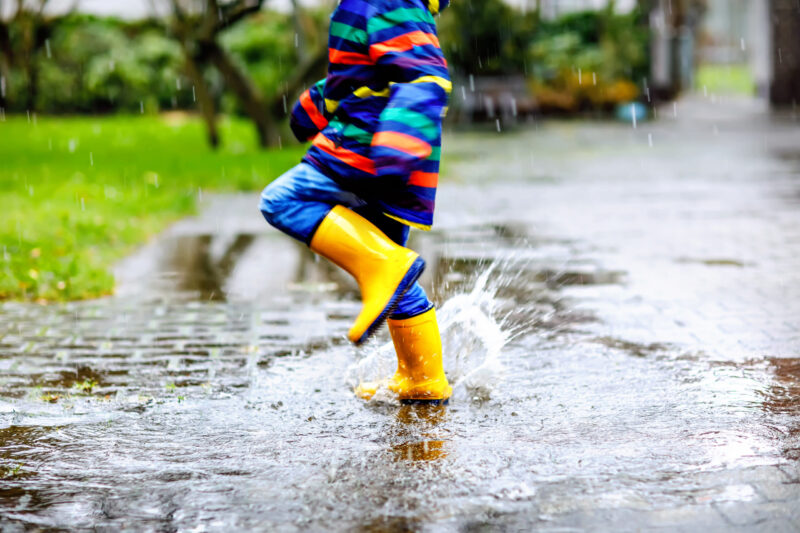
left=356, top=308, right=452, bottom=404
left=310, top=205, right=425, bottom=345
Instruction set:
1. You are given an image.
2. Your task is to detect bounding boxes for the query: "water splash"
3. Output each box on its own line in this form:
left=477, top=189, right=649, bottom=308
left=346, top=263, right=509, bottom=403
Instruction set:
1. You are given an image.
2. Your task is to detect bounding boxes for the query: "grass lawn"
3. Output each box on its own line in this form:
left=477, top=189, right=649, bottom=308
left=1, top=114, right=305, bottom=301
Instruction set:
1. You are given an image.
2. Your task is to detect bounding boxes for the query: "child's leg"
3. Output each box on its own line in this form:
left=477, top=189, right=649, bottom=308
left=259, top=162, right=366, bottom=244
left=349, top=207, right=451, bottom=404
left=259, top=163, right=425, bottom=345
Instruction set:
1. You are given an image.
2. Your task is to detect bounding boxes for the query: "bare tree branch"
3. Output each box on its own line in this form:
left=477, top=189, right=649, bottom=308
left=217, top=0, right=264, bottom=31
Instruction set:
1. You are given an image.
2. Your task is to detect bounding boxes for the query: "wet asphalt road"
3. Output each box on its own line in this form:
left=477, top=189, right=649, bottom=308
left=1, top=96, right=800, bottom=531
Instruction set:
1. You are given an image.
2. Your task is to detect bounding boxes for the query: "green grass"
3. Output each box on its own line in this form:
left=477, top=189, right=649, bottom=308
left=696, top=64, right=755, bottom=96
left=1, top=114, right=304, bottom=301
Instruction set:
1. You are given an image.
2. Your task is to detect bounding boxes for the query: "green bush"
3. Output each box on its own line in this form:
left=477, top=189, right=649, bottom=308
left=439, top=3, right=650, bottom=111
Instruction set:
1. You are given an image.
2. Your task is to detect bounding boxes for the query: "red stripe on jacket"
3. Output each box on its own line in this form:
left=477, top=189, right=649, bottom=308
left=329, top=48, right=373, bottom=65
left=372, top=131, right=433, bottom=159
left=369, top=31, right=441, bottom=61
left=408, top=171, right=438, bottom=188
left=300, top=90, right=328, bottom=130
left=312, top=133, right=377, bottom=175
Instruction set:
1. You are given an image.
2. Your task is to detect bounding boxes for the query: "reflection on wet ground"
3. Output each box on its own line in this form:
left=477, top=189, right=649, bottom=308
left=2, top=97, right=800, bottom=530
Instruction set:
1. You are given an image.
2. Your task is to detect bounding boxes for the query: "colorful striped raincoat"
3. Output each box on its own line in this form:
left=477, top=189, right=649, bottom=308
left=289, top=0, right=452, bottom=230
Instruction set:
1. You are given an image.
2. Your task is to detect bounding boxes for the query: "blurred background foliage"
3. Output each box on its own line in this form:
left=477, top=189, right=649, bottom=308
left=3, top=11, right=306, bottom=115
left=1, top=1, right=651, bottom=118
left=439, top=0, right=649, bottom=112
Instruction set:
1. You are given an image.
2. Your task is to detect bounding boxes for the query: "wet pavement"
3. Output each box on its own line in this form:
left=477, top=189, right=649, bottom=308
left=2, top=96, right=800, bottom=531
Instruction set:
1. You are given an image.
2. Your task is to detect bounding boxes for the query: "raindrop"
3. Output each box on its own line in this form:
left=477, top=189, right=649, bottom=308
left=192, top=86, right=196, bottom=102
left=0, top=108, right=4, bottom=122
left=1, top=75, right=5, bottom=97
left=278, top=135, right=282, bottom=149
left=496, top=119, right=501, bottom=132
left=630, top=105, right=637, bottom=129
left=469, top=74, right=475, bottom=92
left=295, top=33, right=299, bottom=48
left=140, top=101, right=144, bottom=114
left=80, top=197, right=85, bottom=211
left=90, top=153, right=94, bottom=166
left=511, top=97, right=517, bottom=117
left=778, top=48, right=783, bottom=64
left=703, top=85, right=708, bottom=97
left=45, top=39, right=51, bottom=58
left=48, top=138, right=52, bottom=151
left=578, top=69, right=582, bottom=85
left=283, top=94, right=287, bottom=114
left=740, top=38, right=746, bottom=51
left=673, top=101, right=678, bottom=118
left=592, top=72, right=597, bottom=86
left=27, top=110, right=31, bottom=123
left=176, top=78, right=182, bottom=90
left=648, top=133, right=653, bottom=147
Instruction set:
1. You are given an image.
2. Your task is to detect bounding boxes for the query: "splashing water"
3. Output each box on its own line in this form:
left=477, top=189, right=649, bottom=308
left=346, top=263, right=509, bottom=403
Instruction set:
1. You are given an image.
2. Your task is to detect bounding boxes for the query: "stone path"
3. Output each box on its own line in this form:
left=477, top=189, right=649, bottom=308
left=1, top=95, right=799, bottom=531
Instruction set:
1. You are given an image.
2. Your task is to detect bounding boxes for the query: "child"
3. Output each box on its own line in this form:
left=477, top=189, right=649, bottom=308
left=260, top=0, right=452, bottom=403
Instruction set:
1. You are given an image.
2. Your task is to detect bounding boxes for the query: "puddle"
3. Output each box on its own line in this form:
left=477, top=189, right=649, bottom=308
left=2, top=246, right=799, bottom=531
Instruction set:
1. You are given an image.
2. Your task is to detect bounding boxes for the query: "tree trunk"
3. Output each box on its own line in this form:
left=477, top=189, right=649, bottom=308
left=770, top=0, right=800, bottom=106
left=0, top=23, right=11, bottom=110
left=24, top=59, right=38, bottom=112
left=204, top=40, right=279, bottom=147
left=183, top=47, right=220, bottom=148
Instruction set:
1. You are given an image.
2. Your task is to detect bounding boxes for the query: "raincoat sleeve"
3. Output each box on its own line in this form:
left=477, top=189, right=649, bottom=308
left=290, top=79, right=329, bottom=143
left=367, top=5, right=451, bottom=179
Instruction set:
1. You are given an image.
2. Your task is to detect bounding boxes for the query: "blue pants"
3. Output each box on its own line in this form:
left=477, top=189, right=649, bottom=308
left=259, top=162, right=432, bottom=319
